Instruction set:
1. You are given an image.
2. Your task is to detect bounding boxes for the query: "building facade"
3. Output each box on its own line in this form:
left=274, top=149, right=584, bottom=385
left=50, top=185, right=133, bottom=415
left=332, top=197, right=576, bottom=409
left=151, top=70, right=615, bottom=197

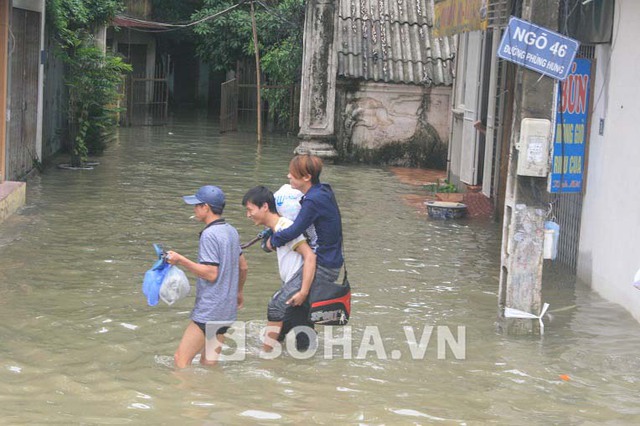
left=0, top=0, right=45, bottom=224
left=576, top=0, right=640, bottom=322
left=444, top=0, right=640, bottom=325
left=297, top=0, right=455, bottom=167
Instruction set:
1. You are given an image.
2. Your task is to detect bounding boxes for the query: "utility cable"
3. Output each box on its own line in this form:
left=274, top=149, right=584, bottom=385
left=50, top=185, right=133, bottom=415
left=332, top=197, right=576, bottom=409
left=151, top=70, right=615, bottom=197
left=254, top=0, right=299, bottom=29
left=116, top=0, right=247, bottom=33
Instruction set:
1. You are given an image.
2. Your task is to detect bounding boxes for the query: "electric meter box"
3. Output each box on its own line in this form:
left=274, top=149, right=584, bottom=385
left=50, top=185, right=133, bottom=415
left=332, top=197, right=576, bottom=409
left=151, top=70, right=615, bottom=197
left=516, top=118, right=552, bottom=177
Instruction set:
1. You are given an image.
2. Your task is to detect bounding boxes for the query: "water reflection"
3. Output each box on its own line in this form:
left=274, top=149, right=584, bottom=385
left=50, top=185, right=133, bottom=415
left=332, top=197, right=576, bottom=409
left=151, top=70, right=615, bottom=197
left=0, top=116, right=639, bottom=423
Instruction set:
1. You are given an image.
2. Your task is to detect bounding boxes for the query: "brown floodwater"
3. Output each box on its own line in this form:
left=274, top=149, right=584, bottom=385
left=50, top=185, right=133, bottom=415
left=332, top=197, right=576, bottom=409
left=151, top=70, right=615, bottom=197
left=0, top=116, right=639, bottom=424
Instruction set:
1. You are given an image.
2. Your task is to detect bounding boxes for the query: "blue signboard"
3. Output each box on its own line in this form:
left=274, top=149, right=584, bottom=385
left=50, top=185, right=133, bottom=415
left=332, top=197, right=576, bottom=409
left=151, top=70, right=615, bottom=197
left=549, top=58, right=591, bottom=193
left=498, top=16, right=580, bottom=80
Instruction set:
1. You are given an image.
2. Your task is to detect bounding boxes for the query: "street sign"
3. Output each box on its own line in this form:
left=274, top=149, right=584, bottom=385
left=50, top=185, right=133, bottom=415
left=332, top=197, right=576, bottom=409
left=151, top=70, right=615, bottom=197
left=498, top=16, right=580, bottom=81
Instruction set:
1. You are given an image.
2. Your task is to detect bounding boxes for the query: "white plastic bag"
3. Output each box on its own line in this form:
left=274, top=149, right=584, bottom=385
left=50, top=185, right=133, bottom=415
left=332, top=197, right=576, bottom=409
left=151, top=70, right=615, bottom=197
left=159, top=266, right=190, bottom=306
left=274, top=184, right=304, bottom=221
left=274, top=184, right=318, bottom=249
left=543, top=221, right=560, bottom=260
left=504, top=303, right=550, bottom=334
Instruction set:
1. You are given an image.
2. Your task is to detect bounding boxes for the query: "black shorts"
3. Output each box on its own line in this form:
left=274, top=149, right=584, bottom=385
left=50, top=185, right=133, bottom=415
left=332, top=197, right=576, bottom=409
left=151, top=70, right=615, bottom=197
left=193, top=321, right=230, bottom=336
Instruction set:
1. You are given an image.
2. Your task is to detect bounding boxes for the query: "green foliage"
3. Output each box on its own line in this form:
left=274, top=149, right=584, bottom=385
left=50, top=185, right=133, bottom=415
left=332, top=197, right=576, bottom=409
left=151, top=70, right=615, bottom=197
left=260, top=36, right=302, bottom=127
left=192, top=0, right=252, bottom=72
left=260, top=37, right=302, bottom=84
left=48, top=0, right=123, bottom=46
left=193, top=0, right=305, bottom=128
left=437, top=180, right=459, bottom=193
left=47, top=0, right=130, bottom=166
left=424, top=180, right=459, bottom=194
left=66, top=43, right=131, bottom=160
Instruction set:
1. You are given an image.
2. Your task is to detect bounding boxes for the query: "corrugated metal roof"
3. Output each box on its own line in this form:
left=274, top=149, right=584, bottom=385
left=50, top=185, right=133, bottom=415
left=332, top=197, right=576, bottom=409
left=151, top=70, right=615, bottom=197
left=337, top=0, right=455, bottom=86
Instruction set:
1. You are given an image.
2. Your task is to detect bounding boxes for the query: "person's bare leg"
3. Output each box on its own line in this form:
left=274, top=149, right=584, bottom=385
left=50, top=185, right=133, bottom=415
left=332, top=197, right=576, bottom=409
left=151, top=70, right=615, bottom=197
left=263, top=321, right=283, bottom=352
left=200, top=333, right=225, bottom=366
left=174, top=321, right=205, bottom=369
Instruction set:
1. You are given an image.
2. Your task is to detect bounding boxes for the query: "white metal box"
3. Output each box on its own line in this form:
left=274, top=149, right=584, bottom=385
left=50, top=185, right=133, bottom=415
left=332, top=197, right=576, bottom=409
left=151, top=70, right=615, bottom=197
left=516, top=118, right=552, bottom=177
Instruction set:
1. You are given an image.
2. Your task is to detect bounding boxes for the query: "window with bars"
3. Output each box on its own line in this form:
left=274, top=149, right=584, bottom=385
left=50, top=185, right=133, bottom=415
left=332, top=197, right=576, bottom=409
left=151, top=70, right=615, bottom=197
left=488, top=0, right=512, bottom=29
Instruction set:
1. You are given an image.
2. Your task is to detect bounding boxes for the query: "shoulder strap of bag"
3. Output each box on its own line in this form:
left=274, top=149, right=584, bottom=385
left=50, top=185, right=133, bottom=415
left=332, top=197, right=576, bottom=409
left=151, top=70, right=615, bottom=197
left=329, top=189, right=348, bottom=283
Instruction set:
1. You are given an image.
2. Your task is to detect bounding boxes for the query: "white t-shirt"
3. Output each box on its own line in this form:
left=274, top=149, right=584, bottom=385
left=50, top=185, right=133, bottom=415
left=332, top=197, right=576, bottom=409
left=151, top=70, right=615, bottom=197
left=275, top=217, right=306, bottom=283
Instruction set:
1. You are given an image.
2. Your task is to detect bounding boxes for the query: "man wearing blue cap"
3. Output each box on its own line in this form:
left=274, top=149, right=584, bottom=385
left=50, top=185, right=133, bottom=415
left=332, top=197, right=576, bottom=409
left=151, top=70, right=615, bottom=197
left=166, top=185, right=248, bottom=368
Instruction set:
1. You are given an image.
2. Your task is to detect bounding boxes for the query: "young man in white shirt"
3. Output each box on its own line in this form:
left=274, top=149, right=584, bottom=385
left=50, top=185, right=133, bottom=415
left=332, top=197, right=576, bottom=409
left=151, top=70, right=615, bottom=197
left=242, top=185, right=317, bottom=352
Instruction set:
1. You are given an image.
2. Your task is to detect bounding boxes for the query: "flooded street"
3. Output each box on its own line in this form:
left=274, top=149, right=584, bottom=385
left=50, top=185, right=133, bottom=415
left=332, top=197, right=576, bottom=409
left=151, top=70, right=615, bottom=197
left=1, top=116, right=639, bottom=424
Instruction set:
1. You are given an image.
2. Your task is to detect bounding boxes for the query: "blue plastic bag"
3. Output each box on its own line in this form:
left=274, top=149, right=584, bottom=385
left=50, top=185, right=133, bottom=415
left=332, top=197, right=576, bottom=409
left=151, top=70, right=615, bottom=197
left=142, top=244, right=171, bottom=306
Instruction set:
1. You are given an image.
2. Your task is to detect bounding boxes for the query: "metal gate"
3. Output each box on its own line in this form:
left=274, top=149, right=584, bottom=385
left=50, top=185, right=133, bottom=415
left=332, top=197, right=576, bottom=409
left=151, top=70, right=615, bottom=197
left=220, top=80, right=299, bottom=133
left=221, top=59, right=300, bottom=133
left=220, top=78, right=238, bottom=133
left=552, top=193, right=583, bottom=272
left=7, top=8, right=40, bottom=180
left=124, top=56, right=169, bottom=126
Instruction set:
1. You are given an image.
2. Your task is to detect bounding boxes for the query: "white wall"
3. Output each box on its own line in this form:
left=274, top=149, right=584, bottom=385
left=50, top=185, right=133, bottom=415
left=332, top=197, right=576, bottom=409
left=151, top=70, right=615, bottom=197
left=577, top=0, right=640, bottom=322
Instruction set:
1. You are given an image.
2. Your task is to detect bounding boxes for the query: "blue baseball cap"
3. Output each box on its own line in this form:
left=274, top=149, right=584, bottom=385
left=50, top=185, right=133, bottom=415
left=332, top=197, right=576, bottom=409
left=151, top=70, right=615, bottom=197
left=183, top=185, right=225, bottom=209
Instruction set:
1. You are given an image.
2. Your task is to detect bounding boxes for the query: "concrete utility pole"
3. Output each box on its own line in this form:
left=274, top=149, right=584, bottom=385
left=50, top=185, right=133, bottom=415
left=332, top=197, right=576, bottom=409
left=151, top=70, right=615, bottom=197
left=498, top=0, right=559, bottom=335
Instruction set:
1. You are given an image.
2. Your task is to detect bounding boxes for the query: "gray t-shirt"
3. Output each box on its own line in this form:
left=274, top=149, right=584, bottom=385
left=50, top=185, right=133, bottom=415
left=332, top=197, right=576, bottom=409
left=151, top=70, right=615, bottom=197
left=191, top=219, right=242, bottom=323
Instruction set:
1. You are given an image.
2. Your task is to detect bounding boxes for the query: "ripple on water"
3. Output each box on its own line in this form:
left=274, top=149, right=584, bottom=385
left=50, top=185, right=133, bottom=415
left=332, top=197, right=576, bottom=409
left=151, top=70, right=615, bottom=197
left=336, top=386, right=360, bottom=392
left=119, top=323, right=139, bottom=330
left=128, top=403, right=151, bottom=410
left=191, top=401, right=215, bottom=407
left=390, top=408, right=448, bottom=421
left=240, top=410, right=282, bottom=420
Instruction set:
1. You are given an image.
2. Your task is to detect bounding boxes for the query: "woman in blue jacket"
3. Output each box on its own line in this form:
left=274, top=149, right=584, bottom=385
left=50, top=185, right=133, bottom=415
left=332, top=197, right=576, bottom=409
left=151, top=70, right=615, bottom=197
left=269, top=154, right=344, bottom=284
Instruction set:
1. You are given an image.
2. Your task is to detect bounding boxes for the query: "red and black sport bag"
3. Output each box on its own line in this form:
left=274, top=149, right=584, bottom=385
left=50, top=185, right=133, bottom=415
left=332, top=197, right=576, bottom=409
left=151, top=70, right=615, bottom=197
left=308, top=272, right=351, bottom=325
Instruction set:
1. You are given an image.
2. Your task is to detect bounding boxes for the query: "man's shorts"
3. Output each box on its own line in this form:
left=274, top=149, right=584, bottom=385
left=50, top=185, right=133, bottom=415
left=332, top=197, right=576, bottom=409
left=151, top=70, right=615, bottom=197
left=267, top=267, right=304, bottom=322
left=193, top=321, right=230, bottom=336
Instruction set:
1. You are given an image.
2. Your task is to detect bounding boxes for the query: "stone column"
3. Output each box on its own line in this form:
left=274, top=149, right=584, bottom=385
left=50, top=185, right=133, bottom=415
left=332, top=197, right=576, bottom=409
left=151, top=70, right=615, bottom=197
left=295, top=0, right=338, bottom=158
